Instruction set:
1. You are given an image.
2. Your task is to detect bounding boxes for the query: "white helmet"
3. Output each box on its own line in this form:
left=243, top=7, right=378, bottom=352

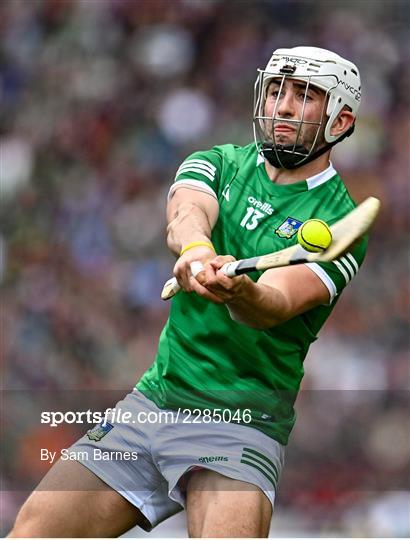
left=253, top=46, right=361, bottom=169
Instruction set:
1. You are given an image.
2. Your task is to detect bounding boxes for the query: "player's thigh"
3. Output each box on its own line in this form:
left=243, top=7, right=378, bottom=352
left=9, top=458, right=148, bottom=538
left=186, top=469, right=272, bottom=538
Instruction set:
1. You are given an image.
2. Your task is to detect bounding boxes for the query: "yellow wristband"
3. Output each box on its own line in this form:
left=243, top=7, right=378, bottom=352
left=180, top=241, right=215, bottom=256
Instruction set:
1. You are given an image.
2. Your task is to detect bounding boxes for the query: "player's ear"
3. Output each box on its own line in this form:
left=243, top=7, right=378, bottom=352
left=330, top=108, right=355, bottom=138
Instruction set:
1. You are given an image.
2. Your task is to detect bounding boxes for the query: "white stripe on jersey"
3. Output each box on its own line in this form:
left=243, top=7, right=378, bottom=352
left=168, top=180, right=218, bottom=201
left=182, top=158, right=216, bottom=171
left=340, top=255, right=356, bottom=280
left=346, top=252, right=359, bottom=273
left=176, top=159, right=216, bottom=176
left=177, top=163, right=215, bottom=176
left=334, top=260, right=350, bottom=284
left=175, top=165, right=215, bottom=182
left=333, top=253, right=359, bottom=285
left=305, top=262, right=337, bottom=304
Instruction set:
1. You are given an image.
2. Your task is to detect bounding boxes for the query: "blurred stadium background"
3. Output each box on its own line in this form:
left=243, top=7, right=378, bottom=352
left=1, top=0, right=409, bottom=536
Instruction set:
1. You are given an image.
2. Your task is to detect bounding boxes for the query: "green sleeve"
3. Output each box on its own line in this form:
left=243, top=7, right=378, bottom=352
left=168, top=147, right=223, bottom=200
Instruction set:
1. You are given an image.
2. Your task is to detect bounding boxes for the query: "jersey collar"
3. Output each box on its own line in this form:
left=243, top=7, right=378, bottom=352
left=256, top=152, right=337, bottom=192
left=306, top=162, right=337, bottom=190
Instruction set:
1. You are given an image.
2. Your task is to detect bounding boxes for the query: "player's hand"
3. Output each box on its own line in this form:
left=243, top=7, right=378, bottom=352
left=173, top=245, right=215, bottom=293
left=190, top=255, right=250, bottom=304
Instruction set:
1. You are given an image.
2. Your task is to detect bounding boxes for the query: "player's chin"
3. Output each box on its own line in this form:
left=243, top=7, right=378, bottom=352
left=273, top=133, right=297, bottom=145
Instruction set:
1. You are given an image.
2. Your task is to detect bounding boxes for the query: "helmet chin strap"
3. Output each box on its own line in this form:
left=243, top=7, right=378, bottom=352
left=261, top=124, right=355, bottom=170
left=262, top=142, right=330, bottom=169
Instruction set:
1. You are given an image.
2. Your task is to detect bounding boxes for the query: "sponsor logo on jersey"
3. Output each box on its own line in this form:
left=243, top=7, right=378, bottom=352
left=248, top=196, right=274, bottom=215
left=222, top=184, right=230, bottom=201
left=199, top=456, right=229, bottom=463
left=87, top=422, right=114, bottom=442
left=275, top=217, right=302, bottom=238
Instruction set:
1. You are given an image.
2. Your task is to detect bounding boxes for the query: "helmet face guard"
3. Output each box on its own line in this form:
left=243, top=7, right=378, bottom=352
left=253, top=47, right=361, bottom=170
left=253, top=71, right=335, bottom=169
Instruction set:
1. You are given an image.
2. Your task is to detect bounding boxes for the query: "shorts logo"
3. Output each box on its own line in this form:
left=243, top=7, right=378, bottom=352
left=275, top=217, right=302, bottom=239
left=199, top=456, right=229, bottom=463
left=87, top=422, right=114, bottom=442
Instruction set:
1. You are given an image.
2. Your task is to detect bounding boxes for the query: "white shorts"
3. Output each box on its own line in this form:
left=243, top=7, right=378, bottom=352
left=69, top=389, right=285, bottom=530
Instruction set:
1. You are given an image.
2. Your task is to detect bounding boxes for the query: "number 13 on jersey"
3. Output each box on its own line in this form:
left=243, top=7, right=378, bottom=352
left=240, top=207, right=265, bottom=230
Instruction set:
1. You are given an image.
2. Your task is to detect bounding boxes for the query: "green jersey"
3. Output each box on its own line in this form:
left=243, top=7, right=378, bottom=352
left=137, top=143, right=367, bottom=444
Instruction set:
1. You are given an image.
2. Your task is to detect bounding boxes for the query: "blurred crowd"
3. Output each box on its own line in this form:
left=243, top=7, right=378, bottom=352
left=1, top=0, right=409, bottom=536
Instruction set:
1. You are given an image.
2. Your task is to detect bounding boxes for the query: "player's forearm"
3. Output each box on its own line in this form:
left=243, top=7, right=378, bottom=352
left=226, top=281, right=290, bottom=329
left=167, top=202, right=213, bottom=256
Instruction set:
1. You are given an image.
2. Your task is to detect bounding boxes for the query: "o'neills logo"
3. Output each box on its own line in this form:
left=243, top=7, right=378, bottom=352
left=248, top=196, right=274, bottom=215
left=199, top=456, right=229, bottom=463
